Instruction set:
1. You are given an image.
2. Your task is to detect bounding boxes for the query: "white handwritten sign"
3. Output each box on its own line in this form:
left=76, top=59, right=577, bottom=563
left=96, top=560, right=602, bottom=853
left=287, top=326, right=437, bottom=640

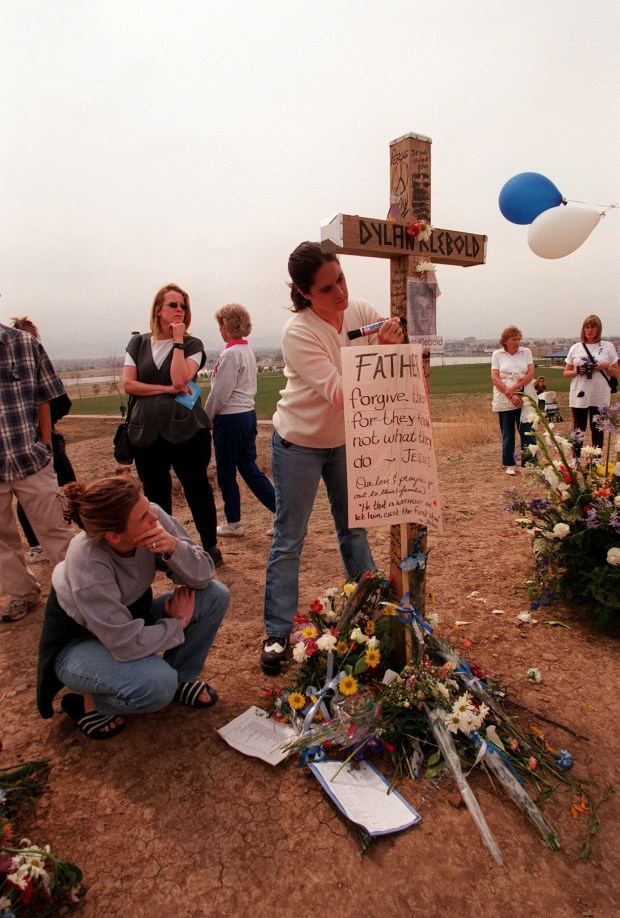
left=341, top=344, right=443, bottom=531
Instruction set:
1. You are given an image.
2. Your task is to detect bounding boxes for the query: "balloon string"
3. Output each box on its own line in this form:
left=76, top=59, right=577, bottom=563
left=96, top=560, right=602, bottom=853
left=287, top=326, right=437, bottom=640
left=564, top=199, right=619, bottom=214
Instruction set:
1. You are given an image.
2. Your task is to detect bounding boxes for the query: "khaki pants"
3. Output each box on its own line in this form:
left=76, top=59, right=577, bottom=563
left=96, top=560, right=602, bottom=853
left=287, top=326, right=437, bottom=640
left=0, top=462, right=74, bottom=601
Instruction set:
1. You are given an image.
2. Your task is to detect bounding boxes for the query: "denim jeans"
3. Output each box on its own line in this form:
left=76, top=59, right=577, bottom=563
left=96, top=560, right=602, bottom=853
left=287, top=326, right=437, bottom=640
left=498, top=409, right=535, bottom=467
left=213, top=411, right=276, bottom=523
left=263, top=432, right=375, bottom=639
left=54, top=580, right=229, bottom=716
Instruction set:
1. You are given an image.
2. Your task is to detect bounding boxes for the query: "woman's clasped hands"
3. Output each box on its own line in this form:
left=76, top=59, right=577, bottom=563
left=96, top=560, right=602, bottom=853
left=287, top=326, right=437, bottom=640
left=164, top=585, right=196, bottom=629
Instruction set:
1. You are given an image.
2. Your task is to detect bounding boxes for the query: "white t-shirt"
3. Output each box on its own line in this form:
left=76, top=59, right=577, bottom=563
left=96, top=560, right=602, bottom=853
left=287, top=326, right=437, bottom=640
left=565, top=340, right=618, bottom=409
left=491, top=346, right=535, bottom=415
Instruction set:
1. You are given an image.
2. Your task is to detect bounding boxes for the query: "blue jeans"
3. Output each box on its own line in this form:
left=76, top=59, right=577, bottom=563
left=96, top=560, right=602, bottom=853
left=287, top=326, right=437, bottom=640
left=263, top=432, right=375, bottom=639
left=498, top=409, right=535, bottom=467
left=54, top=580, right=229, bottom=716
left=213, top=411, right=276, bottom=523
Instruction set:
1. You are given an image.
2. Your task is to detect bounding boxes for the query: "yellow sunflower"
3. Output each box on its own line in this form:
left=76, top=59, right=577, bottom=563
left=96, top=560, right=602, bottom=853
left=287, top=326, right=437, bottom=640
left=365, top=648, right=381, bottom=667
left=339, top=675, right=359, bottom=696
left=364, top=620, right=375, bottom=636
left=288, top=692, right=306, bottom=710
left=301, top=625, right=318, bottom=639
left=335, top=640, right=348, bottom=654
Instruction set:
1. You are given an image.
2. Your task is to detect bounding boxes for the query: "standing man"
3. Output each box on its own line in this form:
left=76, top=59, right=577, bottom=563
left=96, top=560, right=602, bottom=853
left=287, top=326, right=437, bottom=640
left=0, top=317, right=74, bottom=622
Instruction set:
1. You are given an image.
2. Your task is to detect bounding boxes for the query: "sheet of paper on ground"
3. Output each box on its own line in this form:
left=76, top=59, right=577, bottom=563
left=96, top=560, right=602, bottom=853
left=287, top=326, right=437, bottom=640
left=217, top=706, right=296, bottom=766
left=309, top=760, right=421, bottom=836
left=342, top=343, right=443, bottom=530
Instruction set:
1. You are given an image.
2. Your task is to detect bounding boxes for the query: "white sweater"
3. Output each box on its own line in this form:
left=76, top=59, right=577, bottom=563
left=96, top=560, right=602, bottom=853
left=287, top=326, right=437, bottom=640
left=205, top=340, right=257, bottom=421
left=273, top=298, right=382, bottom=448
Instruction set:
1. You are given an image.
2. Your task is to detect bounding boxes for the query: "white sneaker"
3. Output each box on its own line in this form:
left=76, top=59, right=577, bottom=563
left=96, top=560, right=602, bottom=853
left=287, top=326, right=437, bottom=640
left=217, top=522, right=244, bottom=537
left=505, top=467, right=517, bottom=476
left=27, top=546, right=48, bottom=563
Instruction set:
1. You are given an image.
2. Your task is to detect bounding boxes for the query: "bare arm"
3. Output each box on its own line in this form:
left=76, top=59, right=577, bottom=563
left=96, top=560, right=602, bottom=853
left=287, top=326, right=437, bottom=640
left=123, top=364, right=183, bottom=397
left=38, top=402, right=52, bottom=446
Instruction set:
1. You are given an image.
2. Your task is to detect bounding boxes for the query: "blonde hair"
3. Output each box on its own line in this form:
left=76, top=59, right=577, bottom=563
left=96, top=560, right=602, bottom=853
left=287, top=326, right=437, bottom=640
left=149, top=284, right=192, bottom=338
left=63, top=477, right=143, bottom=541
left=580, top=315, right=602, bottom=343
left=215, top=303, right=252, bottom=338
left=499, top=325, right=523, bottom=349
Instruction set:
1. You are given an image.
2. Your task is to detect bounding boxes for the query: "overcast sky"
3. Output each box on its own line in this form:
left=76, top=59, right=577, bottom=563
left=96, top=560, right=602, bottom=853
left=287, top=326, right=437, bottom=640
left=2, top=0, right=618, bottom=360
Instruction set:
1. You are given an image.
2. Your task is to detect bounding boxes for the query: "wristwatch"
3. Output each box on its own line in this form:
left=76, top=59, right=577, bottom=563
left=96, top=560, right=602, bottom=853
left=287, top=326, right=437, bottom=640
left=173, top=343, right=184, bottom=350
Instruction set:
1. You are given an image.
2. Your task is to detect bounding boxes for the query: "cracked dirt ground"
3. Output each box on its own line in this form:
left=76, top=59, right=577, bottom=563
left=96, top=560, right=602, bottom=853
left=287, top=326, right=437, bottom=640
left=1, top=418, right=618, bottom=917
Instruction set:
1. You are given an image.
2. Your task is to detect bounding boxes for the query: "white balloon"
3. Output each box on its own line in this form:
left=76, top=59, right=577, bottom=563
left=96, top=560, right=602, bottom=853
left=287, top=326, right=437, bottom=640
left=527, top=204, right=602, bottom=259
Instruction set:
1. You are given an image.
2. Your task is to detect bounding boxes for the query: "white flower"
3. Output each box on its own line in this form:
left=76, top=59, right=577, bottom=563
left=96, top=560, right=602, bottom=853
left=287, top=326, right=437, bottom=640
left=366, top=635, right=379, bottom=649
left=349, top=626, right=369, bottom=644
left=527, top=667, right=542, bottom=683
left=614, top=495, right=620, bottom=508
left=531, top=539, right=546, bottom=556
left=607, top=547, right=620, bottom=567
left=415, top=260, right=435, bottom=273
left=552, top=523, right=570, bottom=540
left=528, top=442, right=539, bottom=455
left=542, top=465, right=562, bottom=487
left=614, top=462, right=620, bottom=477
left=316, top=632, right=337, bottom=652
left=426, top=611, right=440, bottom=629
left=517, top=610, right=537, bottom=624
left=6, top=870, right=28, bottom=890
left=292, top=641, right=307, bottom=663
left=581, top=445, right=602, bottom=458
left=0, top=896, right=13, bottom=910
left=434, top=682, right=450, bottom=700
left=322, top=607, right=338, bottom=623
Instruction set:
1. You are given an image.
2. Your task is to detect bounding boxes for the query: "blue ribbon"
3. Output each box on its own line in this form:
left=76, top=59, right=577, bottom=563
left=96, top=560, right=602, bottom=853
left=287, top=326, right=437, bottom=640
left=471, top=732, right=525, bottom=786
left=382, top=594, right=434, bottom=635
left=301, top=651, right=345, bottom=732
left=299, top=745, right=326, bottom=768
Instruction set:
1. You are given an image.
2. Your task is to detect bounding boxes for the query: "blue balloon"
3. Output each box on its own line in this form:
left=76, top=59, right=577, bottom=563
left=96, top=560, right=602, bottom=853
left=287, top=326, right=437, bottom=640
left=499, top=172, right=564, bottom=225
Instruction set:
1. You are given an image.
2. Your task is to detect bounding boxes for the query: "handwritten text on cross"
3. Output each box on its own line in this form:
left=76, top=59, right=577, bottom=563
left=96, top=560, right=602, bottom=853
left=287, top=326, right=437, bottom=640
left=342, top=344, right=443, bottom=532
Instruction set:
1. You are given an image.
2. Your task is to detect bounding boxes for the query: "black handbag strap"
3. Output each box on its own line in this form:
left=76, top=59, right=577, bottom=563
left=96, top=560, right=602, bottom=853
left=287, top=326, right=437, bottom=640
left=125, top=394, right=135, bottom=423
left=583, top=342, right=614, bottom=388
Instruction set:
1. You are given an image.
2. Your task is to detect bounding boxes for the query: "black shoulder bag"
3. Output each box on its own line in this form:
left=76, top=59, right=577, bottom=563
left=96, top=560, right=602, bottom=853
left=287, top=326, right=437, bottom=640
left=583, top=343, right=618, bottom=394
left=113, top=395, right=135, bottom=464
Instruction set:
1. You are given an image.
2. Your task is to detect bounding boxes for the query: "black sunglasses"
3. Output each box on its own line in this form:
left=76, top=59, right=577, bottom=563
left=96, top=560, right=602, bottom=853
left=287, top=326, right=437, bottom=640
left=164, top=301, right=188, bottom=311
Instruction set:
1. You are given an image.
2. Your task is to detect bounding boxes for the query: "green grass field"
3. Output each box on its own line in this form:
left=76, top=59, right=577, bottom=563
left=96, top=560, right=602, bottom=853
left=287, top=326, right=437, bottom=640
left=67, top=364, right=569, bottom=418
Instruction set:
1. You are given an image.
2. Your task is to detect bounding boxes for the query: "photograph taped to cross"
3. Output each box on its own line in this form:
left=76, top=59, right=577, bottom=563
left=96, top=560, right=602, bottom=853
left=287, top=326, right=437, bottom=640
left=342, top=343, right=443, bottom=532
left=407, top=276, right=443, bottom=349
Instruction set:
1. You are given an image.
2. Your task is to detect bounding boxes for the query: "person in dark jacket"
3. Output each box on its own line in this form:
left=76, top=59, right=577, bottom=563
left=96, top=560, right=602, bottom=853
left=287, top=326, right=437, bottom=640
left=122, top=284, right=221, bottom=567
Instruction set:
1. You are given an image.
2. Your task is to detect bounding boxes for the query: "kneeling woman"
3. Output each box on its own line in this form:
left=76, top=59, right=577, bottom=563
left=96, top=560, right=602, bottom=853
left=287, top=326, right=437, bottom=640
left=37, top=477, right=229, bottom=740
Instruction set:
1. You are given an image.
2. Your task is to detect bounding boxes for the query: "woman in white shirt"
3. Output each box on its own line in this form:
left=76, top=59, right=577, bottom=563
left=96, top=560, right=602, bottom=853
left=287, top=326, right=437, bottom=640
left=563, top=315, right=618, bottom=456
left=260, top=242, right=405, bottom=675
left=491, top=326, right=536, bottom=475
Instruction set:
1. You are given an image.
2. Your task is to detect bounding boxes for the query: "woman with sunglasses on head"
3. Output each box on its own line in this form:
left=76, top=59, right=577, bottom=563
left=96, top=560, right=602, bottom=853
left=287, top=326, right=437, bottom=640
left=563, top=315, right=618, bottom=456
left=123, top=284, right=222, bottom=567
left=260, top=241, right=406, bottom=676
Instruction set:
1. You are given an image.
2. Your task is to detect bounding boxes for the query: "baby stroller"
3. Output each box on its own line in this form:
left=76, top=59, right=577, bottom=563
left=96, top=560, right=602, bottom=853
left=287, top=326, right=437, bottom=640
left=538, top=390, right=563, bottom=422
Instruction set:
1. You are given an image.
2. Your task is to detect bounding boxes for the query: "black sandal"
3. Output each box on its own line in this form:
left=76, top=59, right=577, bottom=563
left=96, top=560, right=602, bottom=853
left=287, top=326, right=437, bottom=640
left=174, top=680, right=218, bottom=708
left=60, top=693, right=127, bottom=741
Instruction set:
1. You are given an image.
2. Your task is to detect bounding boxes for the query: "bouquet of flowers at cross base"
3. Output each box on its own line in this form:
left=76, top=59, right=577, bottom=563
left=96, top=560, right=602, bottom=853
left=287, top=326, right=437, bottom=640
left=1, top=751, right=83, bottom=916
left=262, top=572, right=610, bottom=860
left=504, top=400, right=620, bottom=627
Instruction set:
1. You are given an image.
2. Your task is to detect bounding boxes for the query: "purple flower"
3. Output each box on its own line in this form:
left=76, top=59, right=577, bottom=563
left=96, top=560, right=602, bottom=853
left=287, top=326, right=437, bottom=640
left=593, top=405, right=620, bottom=433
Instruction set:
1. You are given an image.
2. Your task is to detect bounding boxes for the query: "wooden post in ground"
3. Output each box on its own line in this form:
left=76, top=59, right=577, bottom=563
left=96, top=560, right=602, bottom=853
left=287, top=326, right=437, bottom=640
left=321, top=132, right=486, bottom=641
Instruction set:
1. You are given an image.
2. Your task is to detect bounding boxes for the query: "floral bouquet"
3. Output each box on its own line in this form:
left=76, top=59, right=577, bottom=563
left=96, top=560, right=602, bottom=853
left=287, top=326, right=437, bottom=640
left=1, top=754, right=83, bottom=916
left=504, top=399, right=620, bottom=626
left=262, top=574, right=609, bottom=859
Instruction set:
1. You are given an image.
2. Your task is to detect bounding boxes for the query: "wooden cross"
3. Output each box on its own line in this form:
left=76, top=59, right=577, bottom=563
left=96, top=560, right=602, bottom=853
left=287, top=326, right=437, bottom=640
left=321, top=132, right=487, bottom=615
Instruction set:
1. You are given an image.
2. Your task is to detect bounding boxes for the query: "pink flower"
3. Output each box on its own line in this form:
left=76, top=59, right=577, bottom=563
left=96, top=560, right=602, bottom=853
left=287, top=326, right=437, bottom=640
left=305, top=639, right=317, bottom=657
left=406, top=221, right=421, bottom=237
